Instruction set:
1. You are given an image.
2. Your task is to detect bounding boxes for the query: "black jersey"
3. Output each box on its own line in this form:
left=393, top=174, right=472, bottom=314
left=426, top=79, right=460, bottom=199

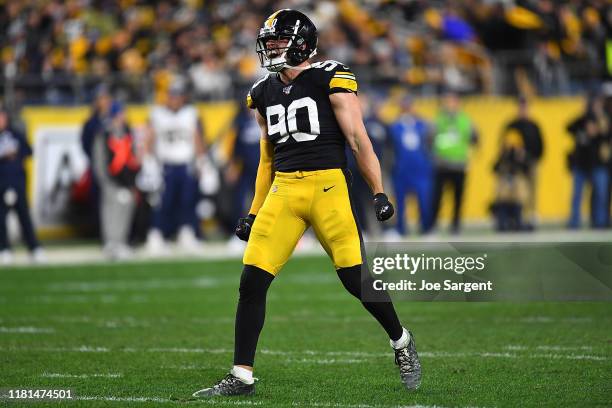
left=246, top=60, right=358, bottom=172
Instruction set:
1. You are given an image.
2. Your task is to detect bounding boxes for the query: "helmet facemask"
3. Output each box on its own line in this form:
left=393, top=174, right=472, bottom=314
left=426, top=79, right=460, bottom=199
left=256, top=19, right=317, bottom=72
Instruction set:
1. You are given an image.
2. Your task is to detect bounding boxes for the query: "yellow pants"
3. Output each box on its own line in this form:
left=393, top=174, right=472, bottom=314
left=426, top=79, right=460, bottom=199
left=243, top=168, right=363, bottom=275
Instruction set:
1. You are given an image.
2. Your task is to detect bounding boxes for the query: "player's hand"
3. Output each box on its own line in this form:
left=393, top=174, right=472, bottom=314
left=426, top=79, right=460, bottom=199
left=235, top=214, right=256, bottom=241
left=373, top=193, right=394, bottom=222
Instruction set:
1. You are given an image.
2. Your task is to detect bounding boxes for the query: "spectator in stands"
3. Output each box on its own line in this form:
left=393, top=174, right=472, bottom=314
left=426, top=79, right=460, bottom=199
left=567, top=94, right=611, bottom=229
left=0, top=108, right=44, bottom=264
left=387, top=96, right=433, bottom=235
left=501, top=97, right=544, bottom=229
left=93, top=102, right=140, bottom=260
left=430, top=90, right=478, bottom=233
left=144, top=81, right=206, bottom=253
left=0, top=0, right=608, bottom=102
left=346, top=94, right=387, bottom=238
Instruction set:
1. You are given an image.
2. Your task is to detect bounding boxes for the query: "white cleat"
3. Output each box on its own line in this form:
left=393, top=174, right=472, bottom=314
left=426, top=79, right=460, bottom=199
left=103, top=243, right=133, bottom=261
left=226, top=234, right=247, bottom=254
left=382, top=228, right=403, bottom=242
left=177, top=226, right=201, bottom=253
left=146, top=229, right=169, bottom=256
left=30, top=248, right=47, bottom=264
left=1, top=250, right=14, bottom=266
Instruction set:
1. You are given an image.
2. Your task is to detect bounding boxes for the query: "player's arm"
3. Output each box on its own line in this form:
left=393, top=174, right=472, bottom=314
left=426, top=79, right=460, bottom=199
left=143, top=119, right=155, bottom=155
left=330, top=91, right=394, bottom=221
left=194, top=119, right=206, bottom=156
left=248, top=110, right=274, bottom=215
left=235, top=109, right=274, bottom=241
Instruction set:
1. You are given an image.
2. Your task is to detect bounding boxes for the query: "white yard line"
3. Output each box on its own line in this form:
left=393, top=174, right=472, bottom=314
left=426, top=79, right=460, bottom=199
left=75, top=396, right=264, bottom=405
left=1, top=345, right=608, bottom=361
left=45, top=277, right=221, bottom=292
left=74, top=395, right=173, bottom=403
left=41, top=372, right=122, bottom=378
left=0, top=326, right=55, bottom=333
left=70, top=396, right=467, bottom=407
left=505, top=344, right=594, bottom=351
left=295, top=404, right=454, bottom=408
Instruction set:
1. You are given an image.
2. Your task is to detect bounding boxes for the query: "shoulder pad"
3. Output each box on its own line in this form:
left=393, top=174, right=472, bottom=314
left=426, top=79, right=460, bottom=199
left=246, top=74, right=269, bottom=109
left=311, top=60, right=357, bottom=93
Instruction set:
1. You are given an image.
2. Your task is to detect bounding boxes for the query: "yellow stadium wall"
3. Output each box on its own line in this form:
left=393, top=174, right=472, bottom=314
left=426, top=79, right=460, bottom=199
left=20, top=97, right=581, bottom=239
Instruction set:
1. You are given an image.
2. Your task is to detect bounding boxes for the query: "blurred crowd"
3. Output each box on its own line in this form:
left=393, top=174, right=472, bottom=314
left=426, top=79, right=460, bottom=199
left=1, top=0, right=611, bottom=106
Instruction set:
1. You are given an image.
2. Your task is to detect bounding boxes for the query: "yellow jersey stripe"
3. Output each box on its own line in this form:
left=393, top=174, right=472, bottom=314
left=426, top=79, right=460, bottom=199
left=329, top=77, right=358, bottom=92
left=335, top=71, right=354, bottom=76
left=246, top=93, right=254, bottom=108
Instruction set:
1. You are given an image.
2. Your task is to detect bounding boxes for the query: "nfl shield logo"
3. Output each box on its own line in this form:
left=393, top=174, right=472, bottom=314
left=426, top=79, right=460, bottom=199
left=283, top=85, right=292, bottom=95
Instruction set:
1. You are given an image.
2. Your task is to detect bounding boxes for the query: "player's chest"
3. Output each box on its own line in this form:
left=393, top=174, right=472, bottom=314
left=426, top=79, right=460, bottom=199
left=261, top=82, right=329, bottom=144
left=263, top=81, right=324, bottom=108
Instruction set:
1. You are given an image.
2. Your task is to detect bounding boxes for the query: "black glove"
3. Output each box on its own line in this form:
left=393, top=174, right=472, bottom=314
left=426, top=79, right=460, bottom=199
left=235, top=214, right=256, bottom=241
left=373, top=193, right=394, bottom=222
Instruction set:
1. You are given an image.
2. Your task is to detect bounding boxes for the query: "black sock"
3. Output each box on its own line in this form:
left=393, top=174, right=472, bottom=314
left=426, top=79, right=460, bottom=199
left=337, top=264, right=403, bottom=341
left=233, top=265, right=275, bottom=367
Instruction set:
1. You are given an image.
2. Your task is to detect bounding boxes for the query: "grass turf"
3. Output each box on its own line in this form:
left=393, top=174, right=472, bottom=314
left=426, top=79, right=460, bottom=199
left=0, top=256, right=610, bottom=407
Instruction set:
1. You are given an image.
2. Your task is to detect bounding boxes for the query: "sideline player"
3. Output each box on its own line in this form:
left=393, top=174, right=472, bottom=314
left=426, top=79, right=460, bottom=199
left=144, top=81, right=205, bottom=252
left=193, top=9, right=421, bottom=397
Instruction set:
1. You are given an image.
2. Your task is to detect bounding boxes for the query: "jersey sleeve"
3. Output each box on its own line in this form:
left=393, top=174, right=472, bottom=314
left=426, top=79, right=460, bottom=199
left=327, top=63, right=358, bottom=94
left=246, top=74, right=268, bottom=111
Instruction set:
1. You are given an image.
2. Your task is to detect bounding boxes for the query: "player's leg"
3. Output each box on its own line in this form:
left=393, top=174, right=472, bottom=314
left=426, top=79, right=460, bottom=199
left=147, top=165, right=176, bottom=251
left=13, top=183, right=40, bottom=252
left=0, top=186, right=11, bottom=263
left=310, top=169, right=421, bottom=390
left=176, top=165, right=200, bottom=248
left=415, top=177, right=433, bottom=233
left=236, top=176, right=308, bottom=364
left=450, top=169, right=466, bottom=233
left=194, top=175, right=308, bottom=397
left=430, top=167, right=446, bottom=230
left=568, top=169, right=586, bottom=228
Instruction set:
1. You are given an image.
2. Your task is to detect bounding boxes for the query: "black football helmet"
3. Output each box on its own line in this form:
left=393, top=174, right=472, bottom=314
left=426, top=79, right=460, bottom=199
left=256, top=9, right=318, bottom=72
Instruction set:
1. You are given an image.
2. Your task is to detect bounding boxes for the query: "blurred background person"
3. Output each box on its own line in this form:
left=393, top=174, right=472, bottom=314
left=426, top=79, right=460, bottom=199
left=500, top=97, right=544, bottom=229
left=144, top=81, right=206, bottom=253
left=387, top=95, right=433, bottom=236
left=491, top=128, right=530, bottom=231
left=346, top=94, right=387, bottom=238
left=430, top=91, right=478, bottom=234
left=566, top=93, right=611, bottom=229
left=80, top=84, right=113, bottom=237
left=0, top=108, right=43, bottom=264
left=93, top=102, right=140, bottom=260
left=224, top=103, right=260, bottom=247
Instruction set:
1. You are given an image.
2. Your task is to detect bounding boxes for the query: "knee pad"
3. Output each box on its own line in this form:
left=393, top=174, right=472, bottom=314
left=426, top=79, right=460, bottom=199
left=238, top=264, right=275, bottom=304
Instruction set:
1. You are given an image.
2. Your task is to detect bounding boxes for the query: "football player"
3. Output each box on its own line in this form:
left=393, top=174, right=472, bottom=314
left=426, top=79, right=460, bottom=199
left=193, top=9, right=421, bottom=397
left=144, top=81, right=206, bottom=252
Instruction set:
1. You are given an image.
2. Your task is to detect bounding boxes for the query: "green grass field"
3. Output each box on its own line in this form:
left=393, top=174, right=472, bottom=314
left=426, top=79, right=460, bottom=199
left=0, top=256, right=611, bottom=407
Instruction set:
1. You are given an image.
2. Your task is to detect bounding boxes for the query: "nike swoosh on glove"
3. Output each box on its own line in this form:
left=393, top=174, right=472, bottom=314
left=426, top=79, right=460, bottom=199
left=373, top=193, right=395, bottom=222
